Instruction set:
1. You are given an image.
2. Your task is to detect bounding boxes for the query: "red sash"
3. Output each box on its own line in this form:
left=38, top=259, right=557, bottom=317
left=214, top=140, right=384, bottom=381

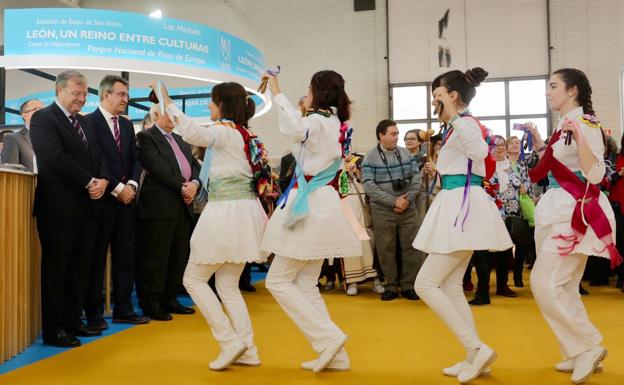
left=529, top=129, right=622, bottom=268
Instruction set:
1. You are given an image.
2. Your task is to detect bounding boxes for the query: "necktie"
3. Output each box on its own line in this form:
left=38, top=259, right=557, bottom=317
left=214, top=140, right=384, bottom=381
left=69, top=114, right=88, bottom=147
left=111, top=116, right=121, bottom=152
left=164, top=132, right=192, bottom=181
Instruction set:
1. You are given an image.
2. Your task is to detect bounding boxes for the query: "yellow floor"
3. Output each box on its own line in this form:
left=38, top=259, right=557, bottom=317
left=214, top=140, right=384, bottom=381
left=2, top=280, right=623, bottom=385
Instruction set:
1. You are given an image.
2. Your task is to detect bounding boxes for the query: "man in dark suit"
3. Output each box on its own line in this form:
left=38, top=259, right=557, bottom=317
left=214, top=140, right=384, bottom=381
left=30, top=70, right=109, bottom=347
left=1, top=99, right=43, bottom=171
left=84, top=75, right=150, bottom=330
left=136, top=103, right=200, bottom=320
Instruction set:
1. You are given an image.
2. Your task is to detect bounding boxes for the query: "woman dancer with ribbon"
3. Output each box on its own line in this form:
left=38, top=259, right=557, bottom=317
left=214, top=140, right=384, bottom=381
left=150, top=81, right=268, bottom=371
left=261, top=70, right=361, bottom=373
left=527, top=68, right=621, bottom=384
left=412, top=68, right=513, bottom=384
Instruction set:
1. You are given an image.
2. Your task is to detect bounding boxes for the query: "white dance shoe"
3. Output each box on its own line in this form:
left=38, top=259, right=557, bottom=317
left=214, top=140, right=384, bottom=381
left=555, top=358, right=602, bottom=373
left=442, top=362, right=491, bottom=377
left=313, top=335, right=349, bottom=373
left=301, top=349, right=350, bottom=371
left=346, top=284, right=358, bottom=296
left=570, top=346, right=607, bottom=384
left=208, top=343, right=247, bottom=371
left=457, top=344, right=497, bottom=383
left=233, top=348, right=261, bottom=366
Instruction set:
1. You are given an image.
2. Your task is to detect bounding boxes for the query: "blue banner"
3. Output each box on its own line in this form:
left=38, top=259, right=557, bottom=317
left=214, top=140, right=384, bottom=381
left=3, top=8, right=265, bottom=82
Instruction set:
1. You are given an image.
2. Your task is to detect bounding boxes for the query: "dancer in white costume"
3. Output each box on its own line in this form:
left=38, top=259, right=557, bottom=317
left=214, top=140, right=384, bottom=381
left=261, top=70, right=361, bottom=373
left=413, top=68, right=513, bottom=384
left=527, top=68, right=621, bottom=384
left=152, top=82, right=268, bottom=371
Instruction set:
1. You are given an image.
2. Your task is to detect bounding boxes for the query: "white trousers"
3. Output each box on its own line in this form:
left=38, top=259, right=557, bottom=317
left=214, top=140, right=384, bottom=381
left=183, top=262, right=258, bottom=357
left=530, top=250, right=602, bottom=359
left=414, top=251, right=482, bottom=350
left=266, top=255, right=348, bottom=357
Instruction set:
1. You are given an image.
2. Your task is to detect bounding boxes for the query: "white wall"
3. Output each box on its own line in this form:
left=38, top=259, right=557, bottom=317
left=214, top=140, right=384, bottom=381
left=389, top=0, right=548, bottom=83
left=1, top=0, right=389, bottom=155
left=549, top=0, right=624, bottom=138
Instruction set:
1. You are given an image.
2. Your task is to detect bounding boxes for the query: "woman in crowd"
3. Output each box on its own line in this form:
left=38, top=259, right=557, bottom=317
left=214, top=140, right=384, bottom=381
left=527, top=68, right=620, bottom=384
left=413, top=68, right=513, bottom=383
left=261, top=70, right=361, bottom=373
left=468, top=135, right=520, bottom=306
left=505, top=134, right=537, bottom=288
left=152, top=81, right=268, bottom=370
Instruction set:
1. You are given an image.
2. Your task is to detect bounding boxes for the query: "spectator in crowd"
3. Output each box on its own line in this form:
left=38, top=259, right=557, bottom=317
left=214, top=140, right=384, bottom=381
left=83, top=75, right=150, bottom=329
left=404, top=129, right=428, bottom=170
left=31, top=70, right=109, bottom=347
left=1, top=99, right=43, bottom=171
left=362, top=119, right=423, bottom=301
left=505, top=134, right=537, bottom=288
left=136, top=102, right=200, bottom=320
left=142, top=112, right=153, bottom=130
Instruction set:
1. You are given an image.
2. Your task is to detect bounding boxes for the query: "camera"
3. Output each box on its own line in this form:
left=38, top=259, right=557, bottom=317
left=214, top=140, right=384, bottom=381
left=392, top=179, right=408, bottom=191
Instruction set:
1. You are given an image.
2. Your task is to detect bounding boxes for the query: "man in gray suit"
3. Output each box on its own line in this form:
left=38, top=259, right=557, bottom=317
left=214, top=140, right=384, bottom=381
left=1, top=99, right=44, bottom=171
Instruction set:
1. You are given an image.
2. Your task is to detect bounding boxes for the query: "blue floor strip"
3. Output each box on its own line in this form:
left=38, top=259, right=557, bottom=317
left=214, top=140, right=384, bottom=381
left=0, top=270, right=267, bottom=375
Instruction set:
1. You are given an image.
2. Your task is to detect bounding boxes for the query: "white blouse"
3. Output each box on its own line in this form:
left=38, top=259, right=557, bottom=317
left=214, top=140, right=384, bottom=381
left=166, top=104, right=252, bottom=180
left=273, top=93, right=342, bottom=175
left=436, top=115, right=488, bottom=177
left=551, top=106, right=605, bottom=184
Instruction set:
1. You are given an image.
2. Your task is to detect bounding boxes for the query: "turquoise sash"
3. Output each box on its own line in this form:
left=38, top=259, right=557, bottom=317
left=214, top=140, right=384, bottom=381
left=283, top=158, right=342, bottom=228
left=441, top=174, right=483, bottom=190
left=548, top=171, right=585, bottom=188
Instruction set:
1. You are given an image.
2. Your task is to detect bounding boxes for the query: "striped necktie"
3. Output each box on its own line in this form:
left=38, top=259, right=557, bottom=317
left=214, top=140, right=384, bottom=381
left=111, top=116, right=121, bottom=152
left=69, top=114, right=88, bottom=147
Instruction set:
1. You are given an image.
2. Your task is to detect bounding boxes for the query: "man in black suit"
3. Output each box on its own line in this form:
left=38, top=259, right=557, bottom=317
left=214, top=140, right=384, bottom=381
left=30, top=70, right=109, bottom=347
left=84, top=75, right=150, bottom=330
left=1, top=98, right=43, bottom=171
left=136, top=103, right=200, bottom=320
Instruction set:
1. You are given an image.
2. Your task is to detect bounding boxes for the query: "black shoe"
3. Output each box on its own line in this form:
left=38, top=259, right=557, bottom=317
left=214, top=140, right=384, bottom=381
left=514, top=278, right=524, bottom=288
left=69, top=323, right=102, bottom=337
left=381, top=291, right=399, bottom=301
left=239, top=283, right=257, bottom=292
left=164, top=303, right=196, bottom=315
left=43, top=330, right=81, bottom=348
left=468, top=296, right=491, bottom=306
left=87, top=318, right=109, bottom=331
left=589, top=279, right=610, bottom=287
left=401, top=289, right=420, bottom=300
left=113, top=313, right=151, bottom=325
left=496, top=286, right=518, bottom=297
left=145, top=309, right=173, bottom=321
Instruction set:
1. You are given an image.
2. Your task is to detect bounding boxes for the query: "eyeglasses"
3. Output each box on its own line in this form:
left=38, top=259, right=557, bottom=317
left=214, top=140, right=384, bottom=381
left=404, top=137, right=418, bottom=141
left=110, top=90, right=130, bottom=99
left=64, top=88, right=89, bottom=97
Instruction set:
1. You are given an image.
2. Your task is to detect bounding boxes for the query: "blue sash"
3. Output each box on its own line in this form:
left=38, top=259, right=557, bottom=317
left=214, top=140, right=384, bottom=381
left=280, top=158, right=342, bottom=228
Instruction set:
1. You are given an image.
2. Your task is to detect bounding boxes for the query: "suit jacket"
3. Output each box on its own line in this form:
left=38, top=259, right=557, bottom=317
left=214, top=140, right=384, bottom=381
left=30, top=102, right=109, bottom=217
left=85, top=108, right=141, bottom=199
left=1, top=127, right=35, bottom=171
left=136, top=126, right=200, bottom=219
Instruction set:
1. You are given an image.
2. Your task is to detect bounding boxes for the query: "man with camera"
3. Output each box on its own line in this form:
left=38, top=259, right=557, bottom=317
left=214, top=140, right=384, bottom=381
left=362, top=119, right=424, bottom=301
